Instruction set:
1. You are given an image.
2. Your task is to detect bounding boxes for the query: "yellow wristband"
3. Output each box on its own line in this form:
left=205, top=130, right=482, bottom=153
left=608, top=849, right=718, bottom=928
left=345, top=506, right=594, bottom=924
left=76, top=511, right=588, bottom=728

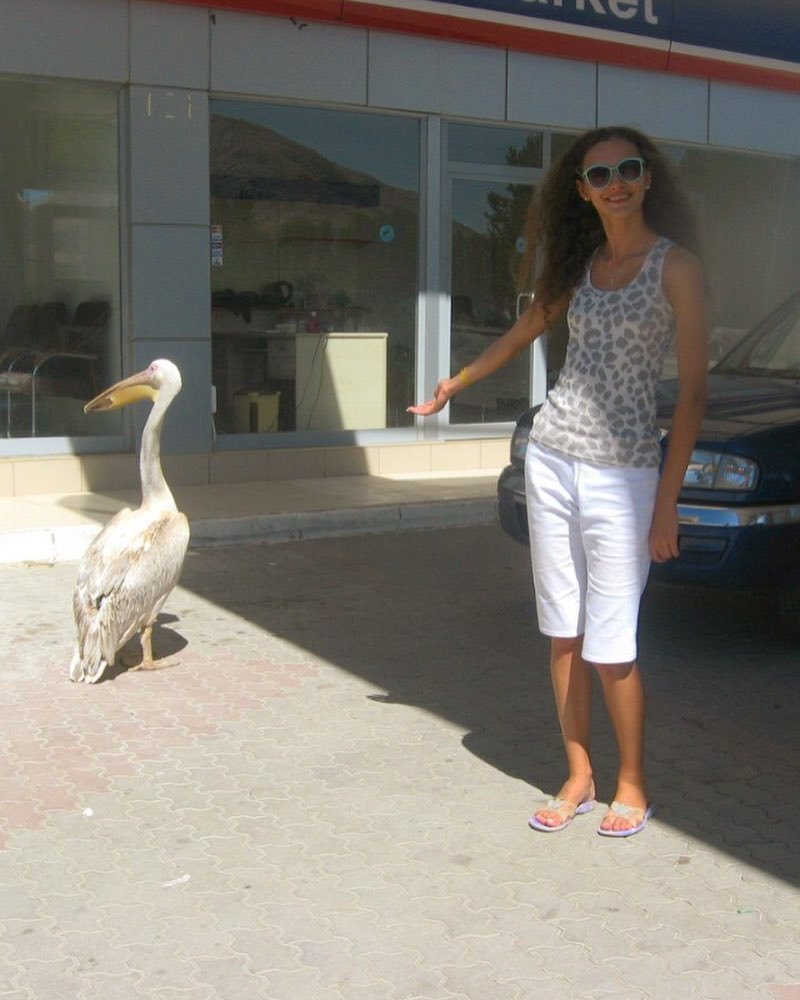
left=459, top=367, right=470, bottom=387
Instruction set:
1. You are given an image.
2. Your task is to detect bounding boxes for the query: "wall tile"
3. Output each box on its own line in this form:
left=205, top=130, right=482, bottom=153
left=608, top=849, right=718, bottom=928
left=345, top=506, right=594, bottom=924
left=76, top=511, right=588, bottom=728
left=598, top=65, right=708, bottom=143
left=129, top=86, right=210, bottom=226
left=130, top=225, right=211, bottom=342
left=710, top=82, right=800, bottom=156
left=0, top=0, right=127, bottom=80
left=270, top=447, right=326, bottom=480
left=13, top=457, right=83, bottom=496
left=508, top=51, right=596, bottom=129
left=369, top=33, right=506, bottom=118
left=325, top=446, right=381, bottom=477
left=209, top=451, right=270, bottom=485
left=131, top=0, right=210, bottom=89
left=379, top=443, right=432, bottom=475
left=211, top=12, right=367, bottom=104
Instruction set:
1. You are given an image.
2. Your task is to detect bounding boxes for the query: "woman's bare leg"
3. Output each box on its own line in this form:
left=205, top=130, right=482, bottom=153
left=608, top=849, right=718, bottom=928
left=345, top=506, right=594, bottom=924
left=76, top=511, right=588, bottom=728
left=532, top=636, right=596, bottom=828
left=594, top=659, right=648, bottom=833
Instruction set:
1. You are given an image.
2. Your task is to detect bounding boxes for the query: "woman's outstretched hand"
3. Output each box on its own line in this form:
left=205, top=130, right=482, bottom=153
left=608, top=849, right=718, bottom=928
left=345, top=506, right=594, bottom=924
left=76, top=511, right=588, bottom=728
left=407, top=377, right=456, bottom=417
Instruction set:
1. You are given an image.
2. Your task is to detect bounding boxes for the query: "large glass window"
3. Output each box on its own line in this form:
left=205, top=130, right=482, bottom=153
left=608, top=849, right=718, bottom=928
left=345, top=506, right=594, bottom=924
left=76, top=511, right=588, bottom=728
left=546, top=132, right=800, bottom=384
left=0, top=78, right=120, bottom=439
left=209, top=102, right=420, bottom=435
left=675, top=145, right=800, bottom=361
left=553, top=131, right=800, bottom=378
left=645, top=143, right=800, bottom=379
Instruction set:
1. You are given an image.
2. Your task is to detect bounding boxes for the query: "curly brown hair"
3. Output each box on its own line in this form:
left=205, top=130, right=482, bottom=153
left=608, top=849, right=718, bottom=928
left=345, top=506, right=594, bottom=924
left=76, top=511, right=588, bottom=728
left=518, top=126, right=702, bottom=319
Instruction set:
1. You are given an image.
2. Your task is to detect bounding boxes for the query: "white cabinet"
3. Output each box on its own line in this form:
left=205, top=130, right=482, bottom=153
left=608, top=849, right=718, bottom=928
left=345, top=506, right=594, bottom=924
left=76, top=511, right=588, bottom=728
left=295, top=332, right=387, bottom=431
left=267, top=335, right=295, bottom=379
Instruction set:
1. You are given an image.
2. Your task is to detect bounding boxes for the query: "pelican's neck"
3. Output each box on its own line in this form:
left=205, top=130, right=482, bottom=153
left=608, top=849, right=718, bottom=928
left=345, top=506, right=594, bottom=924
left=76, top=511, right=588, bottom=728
left=139, top=394, right=177, bottom=510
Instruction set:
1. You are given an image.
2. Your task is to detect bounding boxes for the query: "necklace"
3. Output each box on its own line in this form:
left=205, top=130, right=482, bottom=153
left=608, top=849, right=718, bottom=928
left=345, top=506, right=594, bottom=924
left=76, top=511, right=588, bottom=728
left=604, top=241, right=654, bottom=288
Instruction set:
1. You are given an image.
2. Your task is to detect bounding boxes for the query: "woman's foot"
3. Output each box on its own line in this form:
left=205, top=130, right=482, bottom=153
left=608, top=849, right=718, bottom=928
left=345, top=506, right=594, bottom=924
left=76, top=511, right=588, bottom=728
left=597, top=801, right=654, bottom=838
left=529, top=779, right=596, bottom=832
left=598, top=782, right=649, bottom=835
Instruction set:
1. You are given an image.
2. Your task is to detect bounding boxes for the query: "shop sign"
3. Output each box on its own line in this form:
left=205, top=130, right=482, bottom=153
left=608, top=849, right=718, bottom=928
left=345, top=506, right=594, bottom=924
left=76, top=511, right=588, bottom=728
left=448, top=0, right=665, bottom=36
left=344, top=0, right=800, bottom=89
left=160, top=0, right=800, bottom=91
left=347, top=0, right=800, bottom=66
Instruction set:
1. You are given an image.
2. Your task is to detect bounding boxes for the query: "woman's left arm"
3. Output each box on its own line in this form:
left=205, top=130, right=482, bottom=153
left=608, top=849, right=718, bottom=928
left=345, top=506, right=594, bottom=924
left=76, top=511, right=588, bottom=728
left=650, top=247, right=709, bottom=562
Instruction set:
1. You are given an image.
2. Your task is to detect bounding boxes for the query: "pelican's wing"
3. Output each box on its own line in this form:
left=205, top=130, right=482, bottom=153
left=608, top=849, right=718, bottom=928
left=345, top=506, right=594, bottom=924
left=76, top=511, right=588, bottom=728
left=74, top=509, right=136, bottom=642
left=74, top=510, right=190, bottom=664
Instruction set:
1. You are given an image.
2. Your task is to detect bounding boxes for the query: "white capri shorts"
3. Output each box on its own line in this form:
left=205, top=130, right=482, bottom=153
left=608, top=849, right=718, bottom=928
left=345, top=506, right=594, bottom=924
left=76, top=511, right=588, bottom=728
left=524, top=440, right=660, bottom=665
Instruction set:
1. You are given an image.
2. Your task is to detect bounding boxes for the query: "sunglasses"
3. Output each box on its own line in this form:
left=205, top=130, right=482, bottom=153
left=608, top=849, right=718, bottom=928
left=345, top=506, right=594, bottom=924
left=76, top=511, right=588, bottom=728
left=579, top=156, right=647, bottom=190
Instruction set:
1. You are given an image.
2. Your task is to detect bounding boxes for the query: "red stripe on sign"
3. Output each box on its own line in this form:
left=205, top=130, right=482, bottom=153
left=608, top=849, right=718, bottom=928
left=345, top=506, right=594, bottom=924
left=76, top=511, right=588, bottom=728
left=667, top=51, right=800, bottom=94
left=155, top=0, right=800, bottom=95
left=340, top=2, right=669, bottom=71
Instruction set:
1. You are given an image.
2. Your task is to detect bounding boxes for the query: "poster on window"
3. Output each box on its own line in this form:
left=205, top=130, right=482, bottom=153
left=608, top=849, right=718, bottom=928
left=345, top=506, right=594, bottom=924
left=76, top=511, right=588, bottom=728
left=211, top=224, right=224, bottom=267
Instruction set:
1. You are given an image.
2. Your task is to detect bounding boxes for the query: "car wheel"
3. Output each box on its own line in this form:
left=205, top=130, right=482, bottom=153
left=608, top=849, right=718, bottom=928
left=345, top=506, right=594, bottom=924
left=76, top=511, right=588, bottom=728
left=778, top=583, right=800, bottom=637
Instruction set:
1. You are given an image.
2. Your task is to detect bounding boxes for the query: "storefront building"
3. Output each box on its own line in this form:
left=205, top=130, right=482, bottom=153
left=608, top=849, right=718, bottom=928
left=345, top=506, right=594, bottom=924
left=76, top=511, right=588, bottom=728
left=1, top=0, right=799, bottom=492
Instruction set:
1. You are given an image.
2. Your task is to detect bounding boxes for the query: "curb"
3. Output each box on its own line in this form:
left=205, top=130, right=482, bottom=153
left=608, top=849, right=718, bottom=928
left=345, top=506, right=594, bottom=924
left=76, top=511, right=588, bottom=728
left=0, top=498, right=498, bottom=565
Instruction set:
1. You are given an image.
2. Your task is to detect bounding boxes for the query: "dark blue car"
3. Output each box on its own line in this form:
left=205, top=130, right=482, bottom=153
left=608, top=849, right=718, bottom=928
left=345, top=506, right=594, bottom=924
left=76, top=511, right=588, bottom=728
left=497, top=290, right=800, bottom=633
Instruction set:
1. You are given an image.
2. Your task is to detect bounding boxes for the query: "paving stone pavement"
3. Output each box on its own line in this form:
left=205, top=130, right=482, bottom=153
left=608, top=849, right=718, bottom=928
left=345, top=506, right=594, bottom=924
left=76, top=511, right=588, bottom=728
left=1, top=525, right=799, bottom=1000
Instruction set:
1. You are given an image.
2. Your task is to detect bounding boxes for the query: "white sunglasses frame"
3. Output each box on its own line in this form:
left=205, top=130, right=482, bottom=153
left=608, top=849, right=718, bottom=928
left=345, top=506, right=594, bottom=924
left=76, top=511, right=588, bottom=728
left=579, top=156, right=647, bottom=190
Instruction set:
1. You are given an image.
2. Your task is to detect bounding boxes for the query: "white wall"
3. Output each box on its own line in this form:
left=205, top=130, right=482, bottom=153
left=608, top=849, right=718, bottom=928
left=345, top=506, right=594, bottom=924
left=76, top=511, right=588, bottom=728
left=127, top=84, right=211, bottom=453
left=0, top=0, right=128, bottom=80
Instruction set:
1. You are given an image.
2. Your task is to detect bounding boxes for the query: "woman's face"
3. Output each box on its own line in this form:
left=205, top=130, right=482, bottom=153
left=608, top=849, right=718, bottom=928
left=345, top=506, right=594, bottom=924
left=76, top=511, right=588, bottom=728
left=576, top=137, right=651, bottom=219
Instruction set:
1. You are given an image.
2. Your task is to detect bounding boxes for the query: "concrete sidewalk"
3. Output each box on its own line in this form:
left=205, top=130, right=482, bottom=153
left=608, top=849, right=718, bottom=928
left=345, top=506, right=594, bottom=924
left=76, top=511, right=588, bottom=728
left=0, top=471, right=498, bottom=564
left=1, top=524, right=799, bottom=999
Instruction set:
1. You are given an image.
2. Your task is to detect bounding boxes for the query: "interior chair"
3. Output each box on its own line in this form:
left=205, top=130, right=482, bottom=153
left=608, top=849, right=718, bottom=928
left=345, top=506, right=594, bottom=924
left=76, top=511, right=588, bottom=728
left=58, top=300, right=111, bottom=353
left=36, top=301, right=69, bottom=349
left=0, top=305, right=39, bottom=436
left=0, top=304, right=39, bottom=369
left=1, top=299, right=109, bottom=437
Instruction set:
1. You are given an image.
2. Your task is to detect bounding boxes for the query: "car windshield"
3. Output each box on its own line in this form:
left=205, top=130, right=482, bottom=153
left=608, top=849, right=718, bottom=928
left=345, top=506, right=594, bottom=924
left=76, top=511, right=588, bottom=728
left=713, top=292, right=800, bottom=377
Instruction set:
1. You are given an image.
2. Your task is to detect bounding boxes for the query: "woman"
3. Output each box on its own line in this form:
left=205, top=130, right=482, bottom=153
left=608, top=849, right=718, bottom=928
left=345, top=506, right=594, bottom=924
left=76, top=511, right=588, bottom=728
left=409, top=126, right=708, bottom=837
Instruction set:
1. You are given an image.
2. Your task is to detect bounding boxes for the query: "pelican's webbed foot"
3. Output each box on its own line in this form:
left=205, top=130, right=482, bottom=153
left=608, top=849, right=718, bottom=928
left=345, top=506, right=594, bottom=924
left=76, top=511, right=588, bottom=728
left=127, top=625, right=180, bottom=672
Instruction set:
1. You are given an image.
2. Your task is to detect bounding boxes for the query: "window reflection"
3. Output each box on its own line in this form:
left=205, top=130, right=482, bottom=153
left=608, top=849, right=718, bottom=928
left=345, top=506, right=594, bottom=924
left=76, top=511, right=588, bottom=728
left=448, top=123, right=543, bottom=167
left=446, top=123, right=543, bottom=426
left=449, top=178, right=535, bottom=424
left=658, top=143, right=800, bottom=378
left=0, top=79, right=120, bottom=439
left=209, top=102, right=420, bottom=435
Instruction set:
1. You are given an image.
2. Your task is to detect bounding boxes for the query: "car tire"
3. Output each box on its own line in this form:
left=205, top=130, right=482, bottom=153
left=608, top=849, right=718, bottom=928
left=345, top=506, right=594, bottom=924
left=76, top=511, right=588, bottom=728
left=778, top=583, right=800, bottom=637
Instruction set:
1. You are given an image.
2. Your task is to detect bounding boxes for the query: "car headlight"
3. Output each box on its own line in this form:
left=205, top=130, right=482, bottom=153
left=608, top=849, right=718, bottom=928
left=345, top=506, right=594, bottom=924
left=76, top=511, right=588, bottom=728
left=510, top=422, right=530, bottom=463
left=683, top=450, right=759, bottom=491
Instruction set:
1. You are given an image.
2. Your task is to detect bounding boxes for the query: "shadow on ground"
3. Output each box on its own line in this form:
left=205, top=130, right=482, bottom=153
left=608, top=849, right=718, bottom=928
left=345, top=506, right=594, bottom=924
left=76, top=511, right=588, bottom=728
left=173, top=525, right=800, bottom=887
left=104, top=612, right=188, bottom=681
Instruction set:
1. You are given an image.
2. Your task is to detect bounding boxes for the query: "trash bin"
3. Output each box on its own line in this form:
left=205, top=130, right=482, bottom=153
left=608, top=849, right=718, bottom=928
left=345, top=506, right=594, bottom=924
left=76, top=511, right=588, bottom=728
left=233, top=391, right=281, bottom=433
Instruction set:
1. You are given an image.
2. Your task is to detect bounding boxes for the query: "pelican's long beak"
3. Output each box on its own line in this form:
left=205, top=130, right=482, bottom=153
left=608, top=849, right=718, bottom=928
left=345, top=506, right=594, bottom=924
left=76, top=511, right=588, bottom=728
left=84, top=368, right=158, bottom=413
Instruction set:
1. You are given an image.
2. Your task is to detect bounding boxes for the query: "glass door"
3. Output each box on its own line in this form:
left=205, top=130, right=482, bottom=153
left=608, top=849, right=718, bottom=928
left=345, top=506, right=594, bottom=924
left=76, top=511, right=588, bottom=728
left=443, top=123, right=546, bottom=426
left=448, top=176, right=537, bottom=424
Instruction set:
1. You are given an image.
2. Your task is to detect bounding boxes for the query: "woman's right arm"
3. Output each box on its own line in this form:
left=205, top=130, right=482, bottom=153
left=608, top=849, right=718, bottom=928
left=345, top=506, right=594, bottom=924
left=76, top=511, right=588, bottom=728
left=407, top=295, right=563, bottom=416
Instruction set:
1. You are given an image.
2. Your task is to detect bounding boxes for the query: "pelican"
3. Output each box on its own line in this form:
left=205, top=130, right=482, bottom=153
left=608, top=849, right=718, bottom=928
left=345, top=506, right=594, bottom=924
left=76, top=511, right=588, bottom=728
left=69, top=359, right=190, bottom=683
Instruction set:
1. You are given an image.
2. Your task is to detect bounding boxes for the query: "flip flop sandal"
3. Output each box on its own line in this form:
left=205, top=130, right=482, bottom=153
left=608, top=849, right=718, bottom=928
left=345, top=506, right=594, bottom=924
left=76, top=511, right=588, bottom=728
left=597, top=801, right=655, bottom=838
left=529, top=797, right=597, bottom=833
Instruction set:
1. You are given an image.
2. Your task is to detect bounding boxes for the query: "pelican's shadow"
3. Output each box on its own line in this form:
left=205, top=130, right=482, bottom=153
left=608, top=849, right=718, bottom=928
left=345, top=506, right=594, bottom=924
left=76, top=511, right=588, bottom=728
left=103, top=612, right=188, bottom=681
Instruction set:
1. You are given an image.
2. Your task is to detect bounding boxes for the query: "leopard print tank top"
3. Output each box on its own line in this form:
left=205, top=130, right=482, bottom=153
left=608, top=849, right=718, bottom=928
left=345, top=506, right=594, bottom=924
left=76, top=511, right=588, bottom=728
left=531, top=236, right=675, bottom=468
